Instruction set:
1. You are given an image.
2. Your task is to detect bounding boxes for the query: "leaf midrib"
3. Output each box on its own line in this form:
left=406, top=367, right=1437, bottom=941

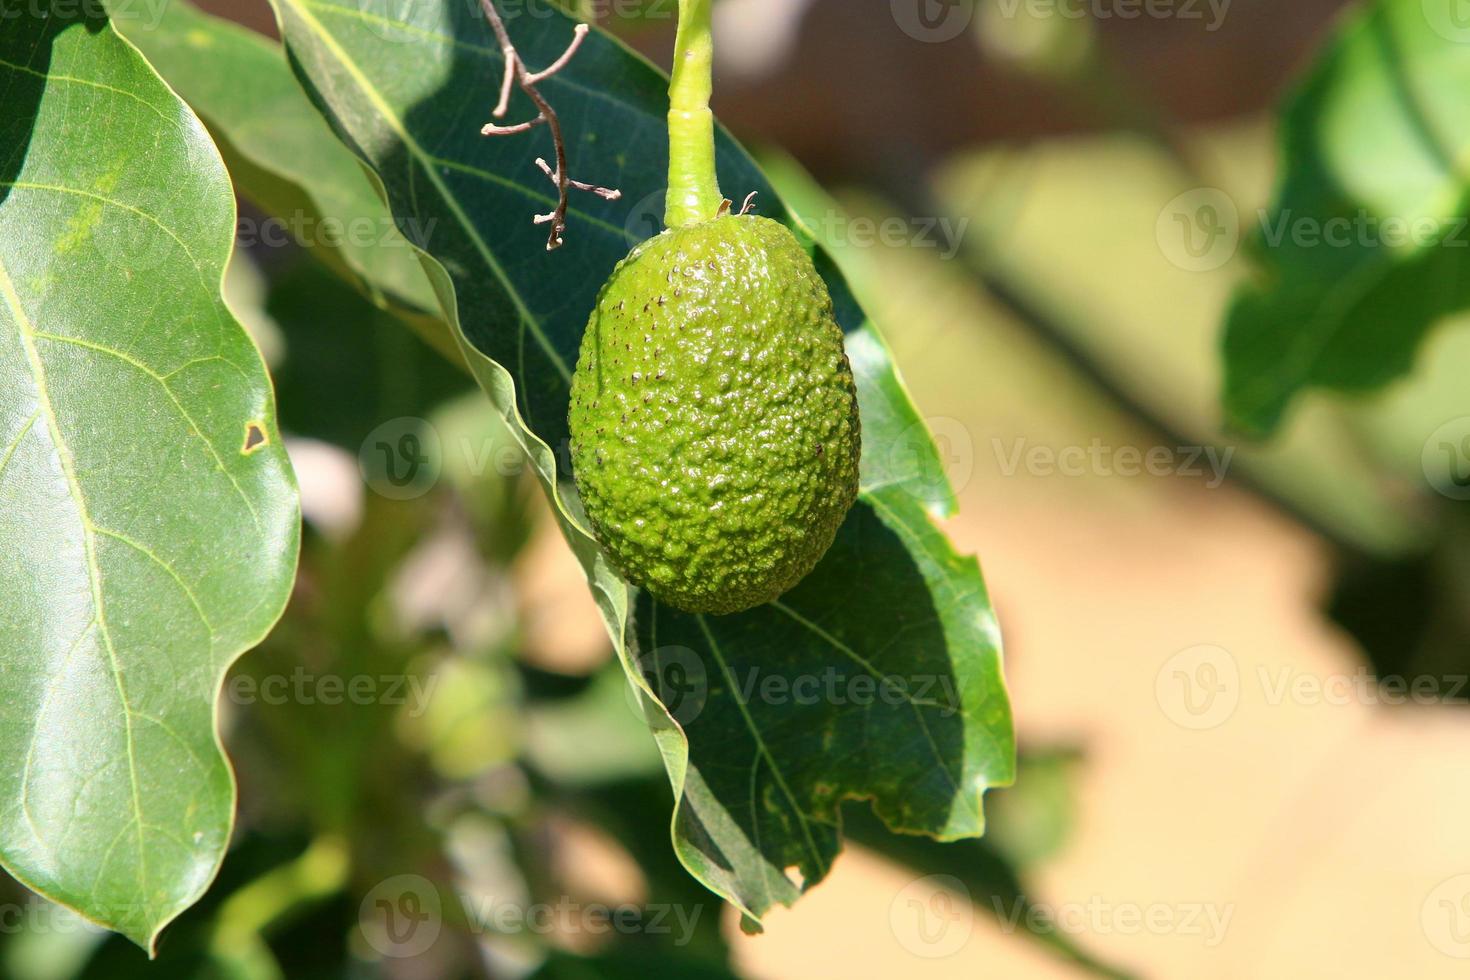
left=0, top=253, right=149, bottom=898
left=693, top=613, right=826, bottom=873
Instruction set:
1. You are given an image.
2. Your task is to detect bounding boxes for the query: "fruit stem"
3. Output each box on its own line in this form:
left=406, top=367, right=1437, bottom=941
left=665, top=0, right=722, bottom=228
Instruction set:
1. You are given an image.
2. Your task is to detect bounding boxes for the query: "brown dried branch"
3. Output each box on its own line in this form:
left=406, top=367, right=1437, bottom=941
left=478, top=2, right=621, bottom=251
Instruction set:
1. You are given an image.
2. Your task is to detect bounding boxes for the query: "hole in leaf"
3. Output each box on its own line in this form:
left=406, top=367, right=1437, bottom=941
left=241, top=421, right=268, bottom=455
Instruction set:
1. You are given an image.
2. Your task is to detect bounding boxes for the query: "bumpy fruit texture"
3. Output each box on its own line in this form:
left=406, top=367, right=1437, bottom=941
left=569, top=214, right=861, bottom=615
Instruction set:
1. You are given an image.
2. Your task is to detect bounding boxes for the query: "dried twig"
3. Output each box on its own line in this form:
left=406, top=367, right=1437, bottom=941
left=478, top=1, right=621, bottom=250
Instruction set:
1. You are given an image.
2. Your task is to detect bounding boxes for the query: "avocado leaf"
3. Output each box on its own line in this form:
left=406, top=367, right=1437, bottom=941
left=264, top=0, right=1012, bottom=925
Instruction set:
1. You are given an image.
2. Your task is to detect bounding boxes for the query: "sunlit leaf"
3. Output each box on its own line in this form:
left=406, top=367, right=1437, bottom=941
left=1223, top=0, right=1470, bottom=435
left=0, top=4, right=298, bottom=950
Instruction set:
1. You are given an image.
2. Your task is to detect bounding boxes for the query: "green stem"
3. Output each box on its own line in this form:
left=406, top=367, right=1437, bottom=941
left=208, top=835, right=350, bottom=974
left=665, top=0, right=722, bottom=227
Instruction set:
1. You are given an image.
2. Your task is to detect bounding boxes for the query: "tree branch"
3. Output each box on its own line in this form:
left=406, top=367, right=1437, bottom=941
left=478, top=3, right=621, bottom=250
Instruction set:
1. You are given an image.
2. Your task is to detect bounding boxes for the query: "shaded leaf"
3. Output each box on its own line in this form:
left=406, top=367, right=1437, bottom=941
left=0, top=4, right=298, bottom=950
left=265, top=0, right=1012, bottom=924
left=113, top=0, right=458, bottom=362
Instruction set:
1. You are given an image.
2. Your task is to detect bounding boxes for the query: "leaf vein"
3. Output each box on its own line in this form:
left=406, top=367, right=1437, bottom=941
left=694, top=613, right=825, bottom=875
left=0, top=255, right=150, bottom=902
left=32, top=330, right=263, bottom=527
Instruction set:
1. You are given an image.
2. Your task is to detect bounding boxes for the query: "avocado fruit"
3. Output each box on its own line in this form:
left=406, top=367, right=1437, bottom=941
left=568, top=214, right=861, bottom=615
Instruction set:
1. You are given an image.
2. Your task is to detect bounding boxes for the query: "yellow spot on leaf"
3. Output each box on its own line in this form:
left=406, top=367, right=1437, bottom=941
left=55, top=201, right=105, bottom=254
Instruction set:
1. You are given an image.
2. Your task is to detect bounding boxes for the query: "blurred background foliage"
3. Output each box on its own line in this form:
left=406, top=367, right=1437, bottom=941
left=7, top=0, right=1470, bottom=977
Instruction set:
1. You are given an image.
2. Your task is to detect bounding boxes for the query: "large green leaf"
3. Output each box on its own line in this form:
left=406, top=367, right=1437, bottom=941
left=265, top=0, right=1012, bottom=923
left=1222, top=0, right=1470, bottom=435
left=0, top=4, right=298, bottom=951
left=112, top=0, right=457, bottom=361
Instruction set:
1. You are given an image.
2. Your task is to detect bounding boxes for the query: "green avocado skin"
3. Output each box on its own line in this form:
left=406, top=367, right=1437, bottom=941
left=568, top=215, right=861, bottom=615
